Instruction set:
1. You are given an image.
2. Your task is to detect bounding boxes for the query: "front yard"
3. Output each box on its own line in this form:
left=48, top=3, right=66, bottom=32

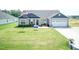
left=0, top=23, right=69, bottom=50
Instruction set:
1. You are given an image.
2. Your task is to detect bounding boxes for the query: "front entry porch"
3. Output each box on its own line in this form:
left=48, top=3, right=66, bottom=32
left=29, top=18, right=49, bottom=27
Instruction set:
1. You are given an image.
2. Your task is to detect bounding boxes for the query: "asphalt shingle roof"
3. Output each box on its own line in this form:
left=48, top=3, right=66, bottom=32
left=52, top=13, right=68, bottom=18
left=19, top=13, right=40, bottom=18
left=25, top=10, right=60, bottom=18
left=19, top=10, right=68, bottom=19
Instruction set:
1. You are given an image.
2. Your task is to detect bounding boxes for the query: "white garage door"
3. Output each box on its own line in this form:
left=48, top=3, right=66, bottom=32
left=52, top=20, right=67, bottom=27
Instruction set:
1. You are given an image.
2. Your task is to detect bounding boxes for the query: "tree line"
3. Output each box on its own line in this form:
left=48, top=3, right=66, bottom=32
left=2, top=9, right=22, bottom=17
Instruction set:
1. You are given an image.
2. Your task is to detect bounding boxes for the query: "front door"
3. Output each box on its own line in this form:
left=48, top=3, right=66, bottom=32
left=36, top=20, right=39, bottom=25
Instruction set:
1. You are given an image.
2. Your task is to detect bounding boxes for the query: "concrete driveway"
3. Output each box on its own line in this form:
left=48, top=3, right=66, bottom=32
left=55, top=27, right=79, bottom=49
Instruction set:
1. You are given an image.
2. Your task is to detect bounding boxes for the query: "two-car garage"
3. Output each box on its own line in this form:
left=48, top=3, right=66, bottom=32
left=52, top=18, right=68, bottom=27
left=51, top=13, right=68, bottom=27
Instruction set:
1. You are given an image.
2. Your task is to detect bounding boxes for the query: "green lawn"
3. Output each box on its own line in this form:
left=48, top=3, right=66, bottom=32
left=0, top=23, right=69, bottom=50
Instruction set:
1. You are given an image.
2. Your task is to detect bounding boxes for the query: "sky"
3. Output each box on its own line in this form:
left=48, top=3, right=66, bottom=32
left=0, top=0, right=79, bottom=15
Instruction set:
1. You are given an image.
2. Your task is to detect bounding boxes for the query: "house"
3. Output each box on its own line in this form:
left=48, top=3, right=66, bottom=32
left=0, top=10, right=17, bottom=24
left=18, top=10, right=69, bottom=27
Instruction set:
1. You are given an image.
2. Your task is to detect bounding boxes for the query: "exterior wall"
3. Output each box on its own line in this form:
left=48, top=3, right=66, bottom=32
left=19, top=18, right=48, bottom=26
left=49, top=18, right=52, bottom=27
left=0, top=19, right=7, bottom=24
left=18, top=18, right=69, bottom=27
left=38, top=19, right=46, bottom=25
left=30, top=18, right=35, bottom=25
left=38, top=18, right=48, bottom=26
left=38, top=19, right=41, bottom=25
left=18, top=18, right=40, bottom=26
left=51, top=18, right=68, bottom=27
left=8, top=19, right=17, bottom=23
left=0, top=19, right=17, bottom=25
left=18, top=18, right=29, bottom=25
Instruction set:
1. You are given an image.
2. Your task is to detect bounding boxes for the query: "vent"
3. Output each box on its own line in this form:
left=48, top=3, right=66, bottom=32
left=58, top=13, right=61, bottom=16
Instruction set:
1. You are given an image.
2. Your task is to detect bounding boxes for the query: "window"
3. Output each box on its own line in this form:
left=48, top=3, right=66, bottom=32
left=21, top=22, right=25, bottom=25
left=21, top=19, right=25, bottom=22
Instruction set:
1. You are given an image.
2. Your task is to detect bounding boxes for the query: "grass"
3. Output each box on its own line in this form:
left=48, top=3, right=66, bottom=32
left=69, top=19, right=79, bottom=27
left=0, top=23, right=69, bottom=50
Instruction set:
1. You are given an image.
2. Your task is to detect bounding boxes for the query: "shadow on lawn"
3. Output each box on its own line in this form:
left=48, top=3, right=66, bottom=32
left=14, top=26, right=27, bottom=33
left=18, top=31, right=26, bottom=33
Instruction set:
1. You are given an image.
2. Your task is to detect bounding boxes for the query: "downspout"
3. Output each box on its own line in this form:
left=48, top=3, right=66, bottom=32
left=67, top=17, right=69, bottom=27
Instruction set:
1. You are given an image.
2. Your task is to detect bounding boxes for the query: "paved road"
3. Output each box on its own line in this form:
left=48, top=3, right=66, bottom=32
left=55, top=27, right=79, bottom=49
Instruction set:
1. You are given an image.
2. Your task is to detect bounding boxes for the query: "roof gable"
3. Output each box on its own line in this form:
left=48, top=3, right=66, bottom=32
left=19, top=13, right=40, bottom=18
left=27, top=13, right=40, bottom=18
left=52, top=13, right=68, bottom=18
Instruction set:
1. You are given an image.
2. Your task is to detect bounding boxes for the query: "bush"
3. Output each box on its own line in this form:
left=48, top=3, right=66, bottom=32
left=18, top=25, right=33, bottom=27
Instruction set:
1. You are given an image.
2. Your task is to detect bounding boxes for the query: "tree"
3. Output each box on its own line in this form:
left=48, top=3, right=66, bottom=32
left=2, top=9, right=10, bottom=14
left=2, top=9, right=21, bottom=17
left=10, top=9, right=21, bottom=17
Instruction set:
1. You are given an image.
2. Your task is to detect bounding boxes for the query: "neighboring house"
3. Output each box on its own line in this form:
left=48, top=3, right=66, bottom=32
left=0, top=10, right=17, bottom=24
left=18, top=10, right=69, bottom=27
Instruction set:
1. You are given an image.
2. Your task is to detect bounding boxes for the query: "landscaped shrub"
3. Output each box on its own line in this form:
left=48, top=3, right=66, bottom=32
left=18, top=25, right=33, bottom=27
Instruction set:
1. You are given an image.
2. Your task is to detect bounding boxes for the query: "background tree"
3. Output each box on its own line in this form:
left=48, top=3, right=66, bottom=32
left=2, top=9, right=10, bottom=14
left=10, top=9, right=21, bottom=17
left=2, top=9, right=21, bottom=17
